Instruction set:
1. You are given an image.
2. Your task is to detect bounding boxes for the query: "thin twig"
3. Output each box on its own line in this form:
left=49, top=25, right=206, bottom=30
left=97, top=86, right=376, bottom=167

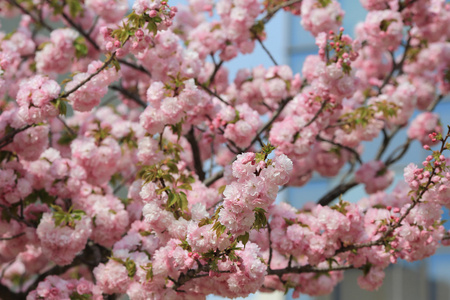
left=208, top=59, right=224, bottom=86
left=196, top=80, right=231, bottom=106
left=316, top=136, right=363, bottom=165
left=204, top=170, right=224, bottom=187
left=109, top=85, right=147, bottom=108
left=254, top=34, right=278, bottom=66
left=261, top=0, right=303, bottom=24
left=0, top=125, right=32, bottom=149
left=203, top=96, right=293, bottom=186
left=117, top=59, right=152, bottom=77
left=57, top=6, right=100, bottom=51
left=268, top=264, right=355, bottom=276
left=57, top=116, right=76, bottom=137
left=267, top=224, right=273, bottom=270
left=5, top=0, right=53, bottom=31
left=63, top=53, right=117, bottom=98
left=87, top=16, right=99, bottom=36
left=301, top=100, right=328, bottom=130
left=0, top=232, right=25, bottom=241
left=113, top=173, right=136, bottom=194
left=245, top=97, right=293, bottom=152
left=186, top=127, right=206, bottom=181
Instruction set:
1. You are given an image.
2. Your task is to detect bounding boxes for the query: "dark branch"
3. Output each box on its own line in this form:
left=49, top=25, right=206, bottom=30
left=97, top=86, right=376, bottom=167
left=63, top=53, right=117, bottom=98
left=316, top=136, right=363, bottom=165
left=0, top=125, right=32, bottom=149
left=261, top=0, right=303, bottom=24
left=0, top=232, right=25, bottom=241
left=254, top=34, right=278, bottom=66
left=186, top=127, right=206, bottom=181
left=109, top=85, right=147, bottom=108
left=5, top=0, right=53, bottom=31
left=316, top=181, right=358, bottom=206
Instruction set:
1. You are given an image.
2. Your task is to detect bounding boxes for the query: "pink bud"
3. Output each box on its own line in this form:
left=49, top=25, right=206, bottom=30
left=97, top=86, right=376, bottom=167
left=149, top=10, right=158, bottom=17
left=135, top=29, right=144, bottom=38
left=424, top=145, right=431, bottom=150
left=106, top=41, right=114, bottom=51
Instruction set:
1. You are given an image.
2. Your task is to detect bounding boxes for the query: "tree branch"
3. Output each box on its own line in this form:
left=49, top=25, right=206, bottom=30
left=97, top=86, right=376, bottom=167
left=316, top=136, right=363, bottom=165
left=203, top=96, right=293, bottom=186
left=5, top=0, right=53, bottom=31
left=186, top=127, right=206, bottom=181
left=109, top=85, right=147, bottom=108
left=63, top=53, right=117, bottom=98
left=0, top=232, right=25, bottom=241
left=261, top=0, right=303, bottom=24
left=254, top=34, right=278, bottom=66
left=0, top=125, right=32, bottom=149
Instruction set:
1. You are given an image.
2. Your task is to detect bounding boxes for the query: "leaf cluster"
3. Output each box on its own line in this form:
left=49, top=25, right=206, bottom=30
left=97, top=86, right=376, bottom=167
left=51, top=205, right=86, bottom=228
left=110, top=256, right=137, bottom=278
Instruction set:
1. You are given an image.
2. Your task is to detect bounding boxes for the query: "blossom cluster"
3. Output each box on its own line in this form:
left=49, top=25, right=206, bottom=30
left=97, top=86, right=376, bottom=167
left=1, top=0, right=450, bottom=299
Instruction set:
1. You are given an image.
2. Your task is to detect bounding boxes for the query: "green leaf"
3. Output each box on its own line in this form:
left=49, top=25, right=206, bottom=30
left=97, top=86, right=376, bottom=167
left=112, top=58, right=121, bottom=72
left=179, top=191, right=188, bottom=210
left=237, top=232, right=250, bottom=247
left=125, top=258, right=137, bottom=278
left=212, top=221, right=227, bottom=237
left=252, top=207, right=267, bottom=230
left=139, top=230, right=152, bottom=236
left=57, top=129, right=77, bottom=145
left=317, top=0, right=332, bottom=7
left=147, top=21, right=157, bottom=36
left=379, top=19, right=397, bottom=32
left=70, top=292, right=91, bottom=300
left=74, top=37, right=88, bottom=59
left=178, top=183, right=192, bottom=191
left=229, top=110, right=240, bottom=124
left=198, top=217, right=212, bottom=227
left=140, top=263, right=154, bottom=281
left=283, top=218, right=294, bottom=226
left=362, top=263, right=373, bottom=276
left=179, top=239, right=192, bottom=251
left=110, top=256, right=125, bottom=264
left=168, top=192, right=180, bottom=208
left=218, top=185, right=226, bottom=195
left=156, top=186, right=170, bottom=195
left=67, top=0, right=83, bottom=17
left=166, top=162, right=179, bottom=174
